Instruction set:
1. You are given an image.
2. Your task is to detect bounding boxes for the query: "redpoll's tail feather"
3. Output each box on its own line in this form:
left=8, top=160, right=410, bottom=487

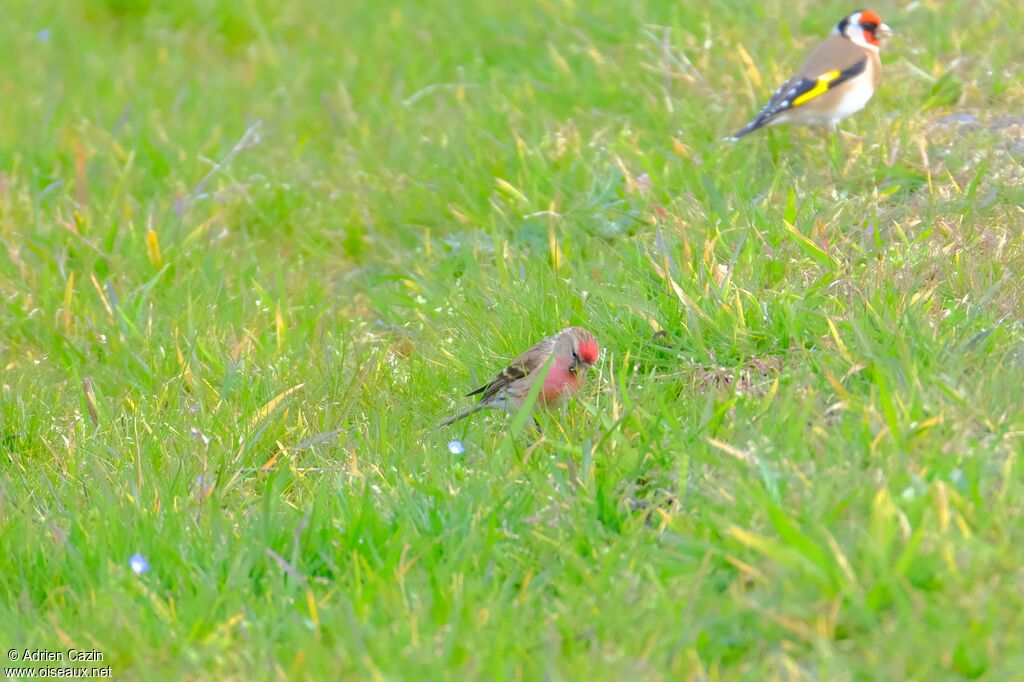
left=438, top=404, right=482, bottom=428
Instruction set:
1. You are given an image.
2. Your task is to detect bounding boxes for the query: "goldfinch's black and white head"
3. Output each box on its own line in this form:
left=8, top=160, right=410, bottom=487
left=730, top=9, right=893, bottom=140
left=835, top=9, right=892, bottom=51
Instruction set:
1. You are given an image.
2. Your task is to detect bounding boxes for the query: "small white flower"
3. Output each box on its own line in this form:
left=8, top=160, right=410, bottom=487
left=447, top=440, right=466, bottom=456
left=129, top=553, right=149, bottom=575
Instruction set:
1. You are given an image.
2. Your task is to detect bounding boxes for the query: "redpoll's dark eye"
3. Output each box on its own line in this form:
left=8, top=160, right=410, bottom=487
left=571, top=350, right=580, bottom=362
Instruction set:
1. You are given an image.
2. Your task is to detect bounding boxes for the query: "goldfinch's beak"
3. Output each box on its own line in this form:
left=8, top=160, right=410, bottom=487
left=878, top=23, right=894, bottom=38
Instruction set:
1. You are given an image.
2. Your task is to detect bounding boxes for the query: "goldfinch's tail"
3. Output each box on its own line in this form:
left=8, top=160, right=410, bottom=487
left=727, top=117, right=770, bottom=141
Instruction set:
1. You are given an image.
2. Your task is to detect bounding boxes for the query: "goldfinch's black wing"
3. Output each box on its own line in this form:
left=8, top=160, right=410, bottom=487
left=730, top=58, right=867, bottom=139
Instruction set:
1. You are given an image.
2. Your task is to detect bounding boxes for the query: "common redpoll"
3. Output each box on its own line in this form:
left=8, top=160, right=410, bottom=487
left=440, top=326, right=600, bottom=428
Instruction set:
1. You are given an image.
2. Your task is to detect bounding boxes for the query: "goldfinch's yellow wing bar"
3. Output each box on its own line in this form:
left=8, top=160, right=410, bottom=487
left=787, top=59, right=867, bottom=108
left=729, top=58, right=869, bottom=139
left=792, top=70, right=842, bottom=106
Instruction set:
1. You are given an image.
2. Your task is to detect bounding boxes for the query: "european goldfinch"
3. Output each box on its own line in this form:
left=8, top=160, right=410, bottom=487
left=730, top=9, right=892, bottom=139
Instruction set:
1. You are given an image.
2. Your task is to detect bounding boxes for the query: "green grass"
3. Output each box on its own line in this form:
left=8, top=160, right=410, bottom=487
left=2, top=0, right=1024, bottom=678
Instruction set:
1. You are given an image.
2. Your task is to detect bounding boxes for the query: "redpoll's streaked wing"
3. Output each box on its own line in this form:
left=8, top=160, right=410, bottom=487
left=467, top=335, right=557, bottom=402
left=465, top=363, right=527, bottom=400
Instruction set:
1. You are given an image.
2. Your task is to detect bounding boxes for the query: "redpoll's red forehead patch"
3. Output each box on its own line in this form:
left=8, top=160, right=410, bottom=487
left=578, top=338, right=599, bottom=364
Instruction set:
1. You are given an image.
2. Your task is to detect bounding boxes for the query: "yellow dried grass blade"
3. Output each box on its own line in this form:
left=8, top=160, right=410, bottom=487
left=306, top=590, right=320, bottom=629
left=548, top=224, right=563, bottom=271
left=90, top=273, right=114, bottom=321
left=275, top=304, right=286, bottom=353
left=736, top=43, right=762, bottom=91
left=146, top=229, right=163, bottom=268
left=494, top=177, right=528, bottom=204
left=62, top=271, right=75, bottom=331
left=249, top=383, right=304, bottom=429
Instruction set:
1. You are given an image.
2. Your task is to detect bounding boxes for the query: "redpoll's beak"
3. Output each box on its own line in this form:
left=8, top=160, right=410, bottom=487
left=569, top=359, right=591, bottom=376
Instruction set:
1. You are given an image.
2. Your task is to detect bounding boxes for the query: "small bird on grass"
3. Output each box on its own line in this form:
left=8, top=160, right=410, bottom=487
left=440, top=326, right=600, bottom=429
left=729, top=9, right=892, bottom=140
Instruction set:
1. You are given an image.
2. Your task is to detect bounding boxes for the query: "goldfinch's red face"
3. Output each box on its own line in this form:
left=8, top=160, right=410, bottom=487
left=839, top=9, right=892, bottom=50
left=857, top=10, right=886, bottom=46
